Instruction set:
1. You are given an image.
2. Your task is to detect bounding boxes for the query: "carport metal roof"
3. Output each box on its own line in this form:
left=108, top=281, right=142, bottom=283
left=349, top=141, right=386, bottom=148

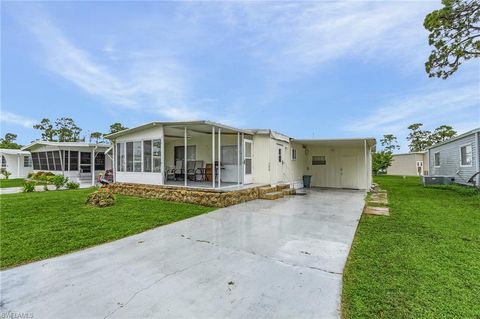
left=293, top=138, right=376, bottom=147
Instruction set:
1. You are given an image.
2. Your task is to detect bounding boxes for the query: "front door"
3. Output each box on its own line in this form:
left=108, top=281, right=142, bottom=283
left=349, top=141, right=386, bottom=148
left=243, top=139, right=253, bottom=184
left=276, top=144, right=285, bottom=183
left=340, top=155, right=358, bottom=189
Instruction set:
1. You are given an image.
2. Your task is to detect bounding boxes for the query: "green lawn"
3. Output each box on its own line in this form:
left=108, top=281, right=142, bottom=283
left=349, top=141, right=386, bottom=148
left=0, top=189, right=215, bottom=269
left=342, top=176, right=480, bottom=318
left=0, top=178, right=25, bottom=188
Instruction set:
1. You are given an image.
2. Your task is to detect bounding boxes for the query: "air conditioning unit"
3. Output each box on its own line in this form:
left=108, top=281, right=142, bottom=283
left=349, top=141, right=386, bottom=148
left=423, top=176, right=455, bottom=185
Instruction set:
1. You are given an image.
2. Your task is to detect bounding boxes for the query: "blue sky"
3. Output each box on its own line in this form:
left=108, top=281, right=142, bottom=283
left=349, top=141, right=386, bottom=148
left=1, top=1, right=479, bottom=151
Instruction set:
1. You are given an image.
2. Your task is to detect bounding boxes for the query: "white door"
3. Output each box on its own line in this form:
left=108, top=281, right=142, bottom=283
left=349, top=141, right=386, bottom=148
left=340, top=155, right=358, bottom=189
left=276, top=144, right=285, bottom=183
left=243, top=139, right=253, bottom=184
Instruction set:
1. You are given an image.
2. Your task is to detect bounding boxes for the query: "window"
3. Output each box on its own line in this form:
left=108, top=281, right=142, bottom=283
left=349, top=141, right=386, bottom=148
left=1, top=155, right=6, bottom=169
left=23, top=156, right=32, bottom=167
left=291, top=148, right=297, bottom=161
left=143, top=140, right=152, bottom=172
left=126, top=142, right=133, bottom=172
left=460, top=145, right=472, bottom=166
left=38, top=152, right=48, bottom=170
left=221, top=145, right=238, bottom=165
left=116, top=143, right=125, bottom=172
left=95, top=153, right=105, bottom=170
left=174, top=145, right=196, bottom=163
left=278, top=148, right=282, bottom=163
left=133, top=141, right=142, bottom=172
left=434, top=152, right=440, bottom=167
left=312, top=155, right=326, bottom=165
left=69, top=151, right=79, bottom=171
left=32, top=153, right=40, bottom=170
left=152, top=139, right=162, bottom=173
left=53, top=151, right=62, bottom=171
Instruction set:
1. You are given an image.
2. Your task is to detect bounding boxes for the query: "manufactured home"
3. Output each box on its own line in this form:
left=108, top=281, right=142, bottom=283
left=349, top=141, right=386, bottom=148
left=387, top=152, right=429, bottom=176
left=106, top=120, right=375, bottom=190
left=427, top=128, right=480, bottom=186
left=0, top=148, right=33, bottom=179
left=21, top=141, right=113, bottom=186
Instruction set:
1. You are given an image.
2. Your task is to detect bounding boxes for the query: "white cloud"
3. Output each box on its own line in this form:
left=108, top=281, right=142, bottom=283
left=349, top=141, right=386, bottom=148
left=214, top=1, right=439, bottom=75
left=23, top=12, right=201, bottom=121
left=0, top=111, right=36, bottom=128
left=343, top=78, right=480, bottom=151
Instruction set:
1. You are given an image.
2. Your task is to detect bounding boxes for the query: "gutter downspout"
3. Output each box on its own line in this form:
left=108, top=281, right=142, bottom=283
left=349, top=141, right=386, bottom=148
left=477, top=132, right=480, bottom=187
left=91, top=146, right=98, bottom=186
left=364, top=139, right=368, bottom=190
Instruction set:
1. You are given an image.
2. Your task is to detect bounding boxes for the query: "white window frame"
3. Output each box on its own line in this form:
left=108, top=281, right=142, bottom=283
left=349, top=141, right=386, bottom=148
left=117, top=138, right=162, bottom=174
left=459, top=144, right=473, bottom=167
left=434, top=152, right=441, bottom=168
left=23, top=156, right=32, bottom=167
left=291, top=148, right=297, bottom=161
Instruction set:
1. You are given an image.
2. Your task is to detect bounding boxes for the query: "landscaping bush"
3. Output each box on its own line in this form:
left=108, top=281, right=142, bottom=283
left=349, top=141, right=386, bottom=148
left=85, top=190, right=116, bottom=207
left=27, top=172, right=34, bottom=178
left=66, top=182, right=80, bottom=190
left=50, top=175, right=69, bottom=190
left=31, top=171, right=55, bottom=180
left=23, top=181, right=35, bottom=193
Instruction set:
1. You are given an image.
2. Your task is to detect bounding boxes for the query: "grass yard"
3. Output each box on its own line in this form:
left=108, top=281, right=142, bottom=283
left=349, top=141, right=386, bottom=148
left=0, top=178, right=25, bottom=188
left=342, top=176, right=480, bottom=318
left=0, top=189, right=215, bottom=269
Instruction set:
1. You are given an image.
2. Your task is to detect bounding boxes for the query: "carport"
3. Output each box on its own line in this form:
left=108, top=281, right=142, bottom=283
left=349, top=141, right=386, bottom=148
left=294, top=138, right=376, bottom=190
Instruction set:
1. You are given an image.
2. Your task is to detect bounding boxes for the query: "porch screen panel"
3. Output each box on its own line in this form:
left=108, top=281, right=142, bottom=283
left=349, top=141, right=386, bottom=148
left=133, top=141, right=142, bottom=172
left=38, top=152, right=48, bottom=170
left=95, top=153, right=105, bottom=170
left=32, top=152, right=41, bottom=170
left=143, top=140, right=152, bottom=172
left=152, top=139, right=161, bottom=173
left=221, top=145, right=238, bottom=165
left=53, top=151, right=62, bottom=170
left=47, top=151, right=55, bottom=170
left=80, top=152, right=91, bottom=173
left=69, top=151, right=79, bottom=171
left=116, top=143, right=125, bottom=172
left=126, top=142, right=133, bottom=172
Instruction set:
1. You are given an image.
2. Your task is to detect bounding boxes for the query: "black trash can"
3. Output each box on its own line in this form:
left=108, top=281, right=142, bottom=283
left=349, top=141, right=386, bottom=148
left=303, top=175, right=312, bottom=188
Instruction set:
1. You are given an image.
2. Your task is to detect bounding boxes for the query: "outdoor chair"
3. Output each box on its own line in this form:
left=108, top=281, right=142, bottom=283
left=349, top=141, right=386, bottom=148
left=166, top=160, right=183, bottom=181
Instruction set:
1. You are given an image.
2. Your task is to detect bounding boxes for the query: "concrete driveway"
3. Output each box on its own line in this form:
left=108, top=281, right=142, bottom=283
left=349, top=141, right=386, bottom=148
left=0, top=189, right=365, bottom=319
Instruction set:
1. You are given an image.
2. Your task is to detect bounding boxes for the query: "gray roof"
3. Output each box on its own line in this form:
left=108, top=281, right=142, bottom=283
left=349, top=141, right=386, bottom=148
left=426, top=127, right=480, bottom=150
left=0, top=148, right=31, bottom=155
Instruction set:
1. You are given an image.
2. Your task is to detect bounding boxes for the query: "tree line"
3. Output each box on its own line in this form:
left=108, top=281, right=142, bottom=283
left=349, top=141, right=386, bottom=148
left=0, top=118, right=128, bottom=149
left=372, top=123, right=457, bottom=175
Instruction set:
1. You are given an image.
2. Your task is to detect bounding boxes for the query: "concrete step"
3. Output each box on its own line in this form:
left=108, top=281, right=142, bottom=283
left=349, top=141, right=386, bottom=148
left=282, top=188, right=296, bottom=196
left=258, top=186, right=277, bottom=195
left=260, top=191, right=285, bottom=200
left=275, top=184, right=290, bottom=191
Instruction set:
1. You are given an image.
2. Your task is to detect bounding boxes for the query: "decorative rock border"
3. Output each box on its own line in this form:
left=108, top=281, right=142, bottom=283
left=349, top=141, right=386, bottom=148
left=107, top=183, right=265, bottom=208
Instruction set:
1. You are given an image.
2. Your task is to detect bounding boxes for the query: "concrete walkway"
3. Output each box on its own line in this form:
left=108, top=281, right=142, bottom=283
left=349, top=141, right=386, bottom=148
left=0, top=189, right=365, bottom=319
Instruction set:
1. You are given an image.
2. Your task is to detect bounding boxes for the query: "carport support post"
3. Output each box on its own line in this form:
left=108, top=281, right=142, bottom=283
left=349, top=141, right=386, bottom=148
left=212, top=126, right=215, bottom=189
left=184, top=126, right=187, bottom=187
left=364, top=139, right=368, bottom=190
left=218, top=128, right=222, bottom=189
left=237, top=132, right=240, bottom=186
left=91, top=148, right=95, bottom=186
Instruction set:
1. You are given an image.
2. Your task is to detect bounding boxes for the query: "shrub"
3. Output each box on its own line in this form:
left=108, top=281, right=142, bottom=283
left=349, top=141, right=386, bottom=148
left=85, top=190, right=116, bottom=207
left=23, top=181, right=35, bottom=193
left=27, top=172, right=34, bottom=178
left=1, top=171, right=12, bottom=179
left=50, top=175, right=69, bottom=190
left=66, top=182, right=80, bottom=190
left=31, top=171, right=55, bottom=180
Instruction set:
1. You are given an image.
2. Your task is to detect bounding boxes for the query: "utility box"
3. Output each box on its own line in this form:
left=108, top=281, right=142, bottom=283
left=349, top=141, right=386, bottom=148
left=423, top=176, right=455, bottom=186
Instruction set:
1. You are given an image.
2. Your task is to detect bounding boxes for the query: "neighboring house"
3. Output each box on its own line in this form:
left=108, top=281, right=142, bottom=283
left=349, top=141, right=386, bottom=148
left=0, top=148, right=33, bottom=179
left=387, top=152, right=428, bottom=176
left=427, top=128, right=480, bottom=186
left=21, top=141, right=113, bottom=186
left=106, top=120, right=375, bottom=190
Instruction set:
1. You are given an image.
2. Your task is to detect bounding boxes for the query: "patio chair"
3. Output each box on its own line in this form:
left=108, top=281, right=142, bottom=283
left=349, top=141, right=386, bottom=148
left=166, top=160, right=183, bottom=181
left=187, top=160, right=204, bottom=181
